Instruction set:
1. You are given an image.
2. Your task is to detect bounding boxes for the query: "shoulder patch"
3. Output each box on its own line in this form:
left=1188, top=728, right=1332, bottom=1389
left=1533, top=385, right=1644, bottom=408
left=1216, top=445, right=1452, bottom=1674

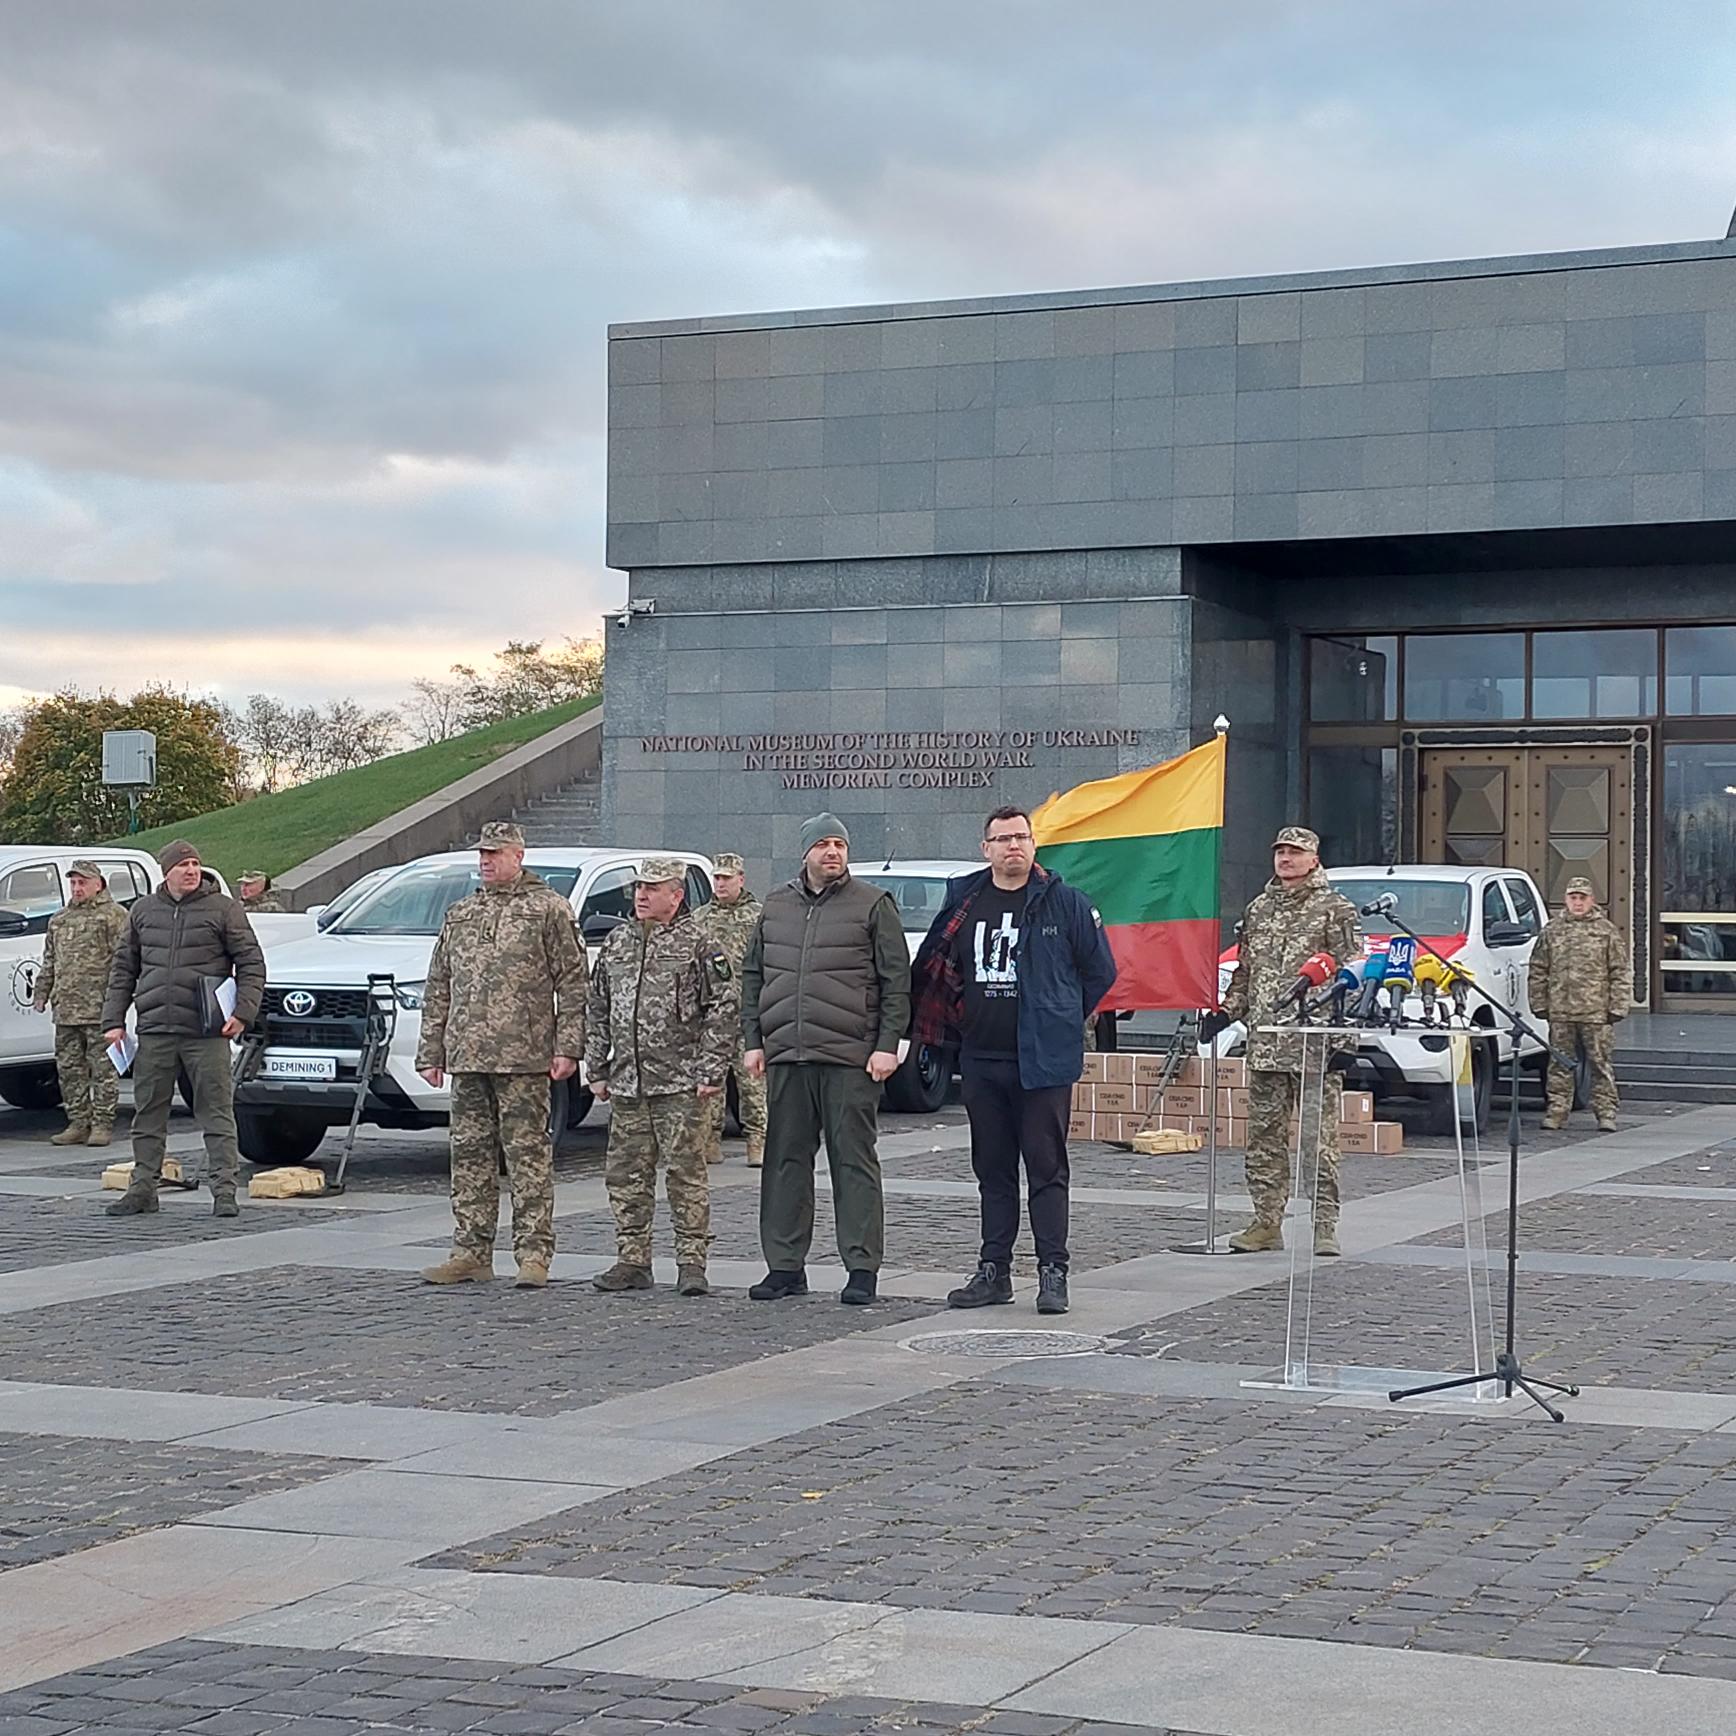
left=708, top=948, right=732, bottom=980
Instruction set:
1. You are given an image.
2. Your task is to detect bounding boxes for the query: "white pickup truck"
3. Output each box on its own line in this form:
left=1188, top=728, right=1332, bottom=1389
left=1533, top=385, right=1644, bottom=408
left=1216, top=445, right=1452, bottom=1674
left=233, top=847, right=715, bottom=1166
left=0, top=847, right=310, bottom=1112
left=1218, top=863, right=1553, bottom=1132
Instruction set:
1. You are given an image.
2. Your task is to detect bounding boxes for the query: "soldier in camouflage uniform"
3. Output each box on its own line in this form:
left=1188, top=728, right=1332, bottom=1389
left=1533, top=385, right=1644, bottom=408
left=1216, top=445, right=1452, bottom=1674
left=694, top=852, right=767, bottom=1167
left=1531, top=875, right=1629, bottom=1132
left=586, top=856, right=738, bottom=1297
left=238, top=872, right=286, bottom=914
left=415, top=821, right=587, bottom=1289
left=1214, top=826, right=1361, bottom=1256
left=32, top=860, right=129, bottom=1147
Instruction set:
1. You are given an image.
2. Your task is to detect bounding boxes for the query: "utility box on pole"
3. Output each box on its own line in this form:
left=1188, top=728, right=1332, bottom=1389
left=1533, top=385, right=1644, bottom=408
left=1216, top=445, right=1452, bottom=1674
left=101, top=730, right=157, bottom=834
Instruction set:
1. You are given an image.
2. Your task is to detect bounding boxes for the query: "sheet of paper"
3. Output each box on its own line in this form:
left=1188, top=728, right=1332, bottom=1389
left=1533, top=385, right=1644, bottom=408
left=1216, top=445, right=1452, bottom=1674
left=216, top=978, right=238, bottom=1019
left=107, top=1035, right=137, bottom=1075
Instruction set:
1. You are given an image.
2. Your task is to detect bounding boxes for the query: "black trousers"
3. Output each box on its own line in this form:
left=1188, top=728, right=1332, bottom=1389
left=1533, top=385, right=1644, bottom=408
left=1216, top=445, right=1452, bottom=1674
left=961, top=1057, right=1072, bottom=1270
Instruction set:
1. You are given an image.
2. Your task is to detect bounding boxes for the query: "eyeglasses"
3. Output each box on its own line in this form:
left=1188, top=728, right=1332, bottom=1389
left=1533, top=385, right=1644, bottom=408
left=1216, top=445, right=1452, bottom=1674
left=985, top=831, right=1033, bottom=845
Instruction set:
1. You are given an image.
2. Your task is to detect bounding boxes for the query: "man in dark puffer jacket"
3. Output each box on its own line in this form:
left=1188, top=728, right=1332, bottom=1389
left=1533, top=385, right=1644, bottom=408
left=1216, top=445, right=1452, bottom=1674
left=102, top=840, right=265, bottom=1218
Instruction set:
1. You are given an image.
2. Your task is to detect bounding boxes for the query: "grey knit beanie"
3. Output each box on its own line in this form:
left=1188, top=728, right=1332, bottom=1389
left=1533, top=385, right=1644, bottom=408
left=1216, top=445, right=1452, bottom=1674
left=800, top=812, right=850, bottom=856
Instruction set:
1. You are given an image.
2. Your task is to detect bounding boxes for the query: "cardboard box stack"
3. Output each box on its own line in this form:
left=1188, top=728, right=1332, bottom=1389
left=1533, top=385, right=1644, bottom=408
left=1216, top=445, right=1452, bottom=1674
left=1071, top=1054, right=1404, bottom=1154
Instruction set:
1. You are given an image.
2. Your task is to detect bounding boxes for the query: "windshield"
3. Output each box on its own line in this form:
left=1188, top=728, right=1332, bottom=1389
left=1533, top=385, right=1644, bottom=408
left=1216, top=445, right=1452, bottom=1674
left=317, top=867, right=397, bottom=930
left=857, top=874, right=960, bottom=934
left=1332, top=877, right=1471, bottom=936
left=331, top=862, right=580, bottom=935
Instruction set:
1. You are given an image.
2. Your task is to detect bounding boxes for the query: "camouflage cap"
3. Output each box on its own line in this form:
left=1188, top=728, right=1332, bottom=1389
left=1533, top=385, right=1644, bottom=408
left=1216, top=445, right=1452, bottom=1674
left=239, top=869, right=268, bottom=885
left=1272, top=825, right=1320, bottom=852
left=157, top=839, right=200, bottom=870
left=635, top=855, right=685, bottom=885
left=476, top=820, right=525, bottom=851
left=67, top=858, right=104, bottom=881
left=1564, top=876, right=1596, bottom=896
left=713, top=852, right=745, bottom=874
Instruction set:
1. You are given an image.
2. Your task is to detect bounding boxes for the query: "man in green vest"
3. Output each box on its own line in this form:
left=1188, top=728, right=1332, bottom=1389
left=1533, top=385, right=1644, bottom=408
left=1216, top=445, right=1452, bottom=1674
left=741, top=813, right=910, bottom=1306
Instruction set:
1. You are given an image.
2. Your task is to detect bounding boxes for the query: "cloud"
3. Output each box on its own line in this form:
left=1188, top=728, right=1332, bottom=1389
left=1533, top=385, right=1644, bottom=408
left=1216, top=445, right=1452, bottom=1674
left=0, top=0, right=1731, bottom=705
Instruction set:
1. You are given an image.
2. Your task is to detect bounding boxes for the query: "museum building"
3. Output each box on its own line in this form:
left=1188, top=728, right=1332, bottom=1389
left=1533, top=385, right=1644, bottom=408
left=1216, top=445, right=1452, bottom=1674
left=601, top=235, right=1736, bottom=1007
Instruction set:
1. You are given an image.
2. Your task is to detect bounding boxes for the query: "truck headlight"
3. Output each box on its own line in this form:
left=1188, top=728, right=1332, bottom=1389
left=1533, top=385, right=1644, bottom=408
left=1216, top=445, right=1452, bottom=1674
left=394, top=981, right=426, bottom=1009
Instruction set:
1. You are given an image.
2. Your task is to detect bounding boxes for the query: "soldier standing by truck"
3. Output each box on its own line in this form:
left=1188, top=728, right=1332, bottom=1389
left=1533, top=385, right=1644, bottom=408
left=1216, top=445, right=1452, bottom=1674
left=33, top=860, right=128, bottom=1148
left=1531, top=876, right=1629, bottom=1133
left=1208, top=826, right=1361, bottom=1257
left=586, top=856, right=738, bottom=1297
left=694, top=852, right=767, bottom=1168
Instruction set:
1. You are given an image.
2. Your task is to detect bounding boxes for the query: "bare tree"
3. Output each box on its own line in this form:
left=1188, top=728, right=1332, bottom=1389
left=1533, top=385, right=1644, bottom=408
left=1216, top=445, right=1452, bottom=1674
left=403, top=676, right=467, bottom=746
left=450, top=637, right=604, bottom=728
left=227, top=693, right=300, bottom=794
left=0, top=707, right=24, bottom=785
left=227, top=693, right=401, bottom=791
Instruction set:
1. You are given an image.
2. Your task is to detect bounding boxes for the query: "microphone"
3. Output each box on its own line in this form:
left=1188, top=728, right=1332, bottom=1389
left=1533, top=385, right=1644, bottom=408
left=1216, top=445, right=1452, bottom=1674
left=1353, top=949, right=1389, bottom=1023
left=1414, top=953, right=1447, bottom=1024
left=1329, top=958, right=1366, bottom=1025
left=1359, top=892, right=1399, bottom=919
left=1382, top=934, right=1417, bottom=1025
left=1270, top=952, right=1335, bottom=1018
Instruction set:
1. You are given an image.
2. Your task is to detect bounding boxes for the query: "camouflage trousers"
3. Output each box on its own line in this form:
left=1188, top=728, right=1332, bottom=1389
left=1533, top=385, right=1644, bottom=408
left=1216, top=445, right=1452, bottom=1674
left=1246, top=1066, right=1342, bottom=1226
left=1545, top=1020, right=1619, bottom=1121
left=699, top=1046, right=767, bottom=1157
left=449, top=1072, right=555, bottom=1264
left=55, top=1023, right=118, bottom=1129
left=606, top=1092, right=711, bottom=1266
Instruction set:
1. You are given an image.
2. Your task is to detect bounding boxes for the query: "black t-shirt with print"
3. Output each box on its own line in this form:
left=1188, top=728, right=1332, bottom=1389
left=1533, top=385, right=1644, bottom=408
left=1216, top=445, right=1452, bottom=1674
left=949, top=881, right=1028, bottom=1061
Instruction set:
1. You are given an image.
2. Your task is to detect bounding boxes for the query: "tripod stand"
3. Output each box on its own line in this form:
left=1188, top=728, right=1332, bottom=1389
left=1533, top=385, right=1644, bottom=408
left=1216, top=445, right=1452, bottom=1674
left=1381, top=913, right=1580, bottom=1422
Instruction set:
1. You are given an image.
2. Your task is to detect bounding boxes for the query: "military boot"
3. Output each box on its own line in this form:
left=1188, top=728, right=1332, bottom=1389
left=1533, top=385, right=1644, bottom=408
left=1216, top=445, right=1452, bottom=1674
left=1228, top=1216, right=1284, bottom=1253
left=87, top=1126, right=113, bottom=1148
left=1540, top=1112, right=1566, bottom=1131
left=745, top=1135, right=764, bottom=1169
left=749, top=1267, right=807, bottom=1300
left=1596, top=1114, right=1618, bottom=1133
left=515, top=1260, right=549, bottom=1289
left=421, top=1250, right=495, bottom=1284
left=106, top=1185, right=157, bottom=1216
left=212, top=1191, right=240, bottom=1219
left=705, top=1146, right=725, bottom=1165
left=947, top=1260, right=1013, bottom=1309
left=51, top=1124, right=90, bottom=1146
left=1313, top=1217, right=1341, bottom=1258
left=592, top=1261, right=653, bottom=1292
left=676, top=1264, right=710, bottom=1297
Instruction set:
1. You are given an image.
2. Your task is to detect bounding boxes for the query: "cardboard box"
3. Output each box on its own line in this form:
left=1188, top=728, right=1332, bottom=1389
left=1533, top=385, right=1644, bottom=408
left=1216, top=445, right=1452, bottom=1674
left=1340, top=1090, right=1374, bottom=1124
left=1101, top=1054, right=1137, bottom=1084
left=1133, top=1055, right=1168, bottom=1086
left=1160, top=1085, right=1205, bottom=1118
left=1339, top=1120, right=1404, bottom=1154
left=1216, top=1057, right=1248, bottom=1088
left=1079, top=1054, right=1108, bottom=1084
left=1067, top=1112, right=1090, bottom=1140
left=1173, top=1056, right=1205, bottom=1086
left=1091, top=1111, right=1131, bottom=1143
left=1093, top=1082, right=1137, bottom=1114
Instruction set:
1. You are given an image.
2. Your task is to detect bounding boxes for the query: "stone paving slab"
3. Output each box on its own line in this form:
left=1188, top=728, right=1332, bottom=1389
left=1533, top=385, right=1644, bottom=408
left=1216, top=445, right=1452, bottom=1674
left=1413, top=1191, right=1736, bottom=1260
left=1618, top=1143, right=1736, bottom=1189
left=1122, top=1258, right=1736, bottom=1389
left=426, top=1380, right=1736, bottom=1678
left=0, top=1430, right=359, bottom=1571
left=0, top=1639, right=1196, bottom=1736
left=0, top=1191, right=363, bottom=1272
left=0, top=1266, right=936, bottom=1416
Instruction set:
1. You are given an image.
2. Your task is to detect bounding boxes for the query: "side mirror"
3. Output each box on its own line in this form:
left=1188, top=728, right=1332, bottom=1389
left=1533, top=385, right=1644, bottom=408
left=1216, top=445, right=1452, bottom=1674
left=0, top=909, right=26, bottom=938
left=581, top=912, right=626, bottom=942
left=1486, top=920, right=1530, bottom=947
left=305, top=904, right=327, bottom=919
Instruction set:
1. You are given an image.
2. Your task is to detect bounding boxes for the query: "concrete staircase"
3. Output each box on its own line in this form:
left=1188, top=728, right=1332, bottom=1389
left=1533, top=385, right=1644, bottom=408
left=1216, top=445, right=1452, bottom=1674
left=514, top=770, right=602, bottom=846
left=1610, top=1044, right=1736, bottom=1106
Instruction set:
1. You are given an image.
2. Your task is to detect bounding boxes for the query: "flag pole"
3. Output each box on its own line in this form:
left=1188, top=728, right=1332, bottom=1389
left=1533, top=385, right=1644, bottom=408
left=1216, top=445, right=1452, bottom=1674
left=1174, top=713, right=1230, bottom=1256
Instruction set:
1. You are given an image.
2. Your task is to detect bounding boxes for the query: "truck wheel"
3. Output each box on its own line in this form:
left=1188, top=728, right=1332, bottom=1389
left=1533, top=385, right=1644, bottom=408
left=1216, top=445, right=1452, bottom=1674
left=237, top=1107, right=329, bottom=1167
left=884, top=1043, right=952, bottom=1114
left=0, top=1064, right=61, bottom=1111
left=1419, top=1034, right=1494, bottom=1137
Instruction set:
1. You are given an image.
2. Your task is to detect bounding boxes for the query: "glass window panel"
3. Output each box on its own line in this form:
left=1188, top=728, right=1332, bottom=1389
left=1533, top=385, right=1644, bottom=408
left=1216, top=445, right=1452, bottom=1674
left=1481, top=881, right=1511, bottom=933
left=1661, top=744, right=1736, bottom=916
left=1402, top=633, right=1524, bottom=721
left=1309, top=635, right=1398, bottom=723
left=1531, top=628, right=1657, bottom=719
left=1504, top=877, right=1543, bottom=935
left=1666, top=626, right=1736, bottom=717
left=1306, top=747, right=1398, bottom=869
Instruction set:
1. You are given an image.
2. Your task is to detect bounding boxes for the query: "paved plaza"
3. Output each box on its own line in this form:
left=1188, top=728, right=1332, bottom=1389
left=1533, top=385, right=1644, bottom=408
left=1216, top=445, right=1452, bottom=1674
left=2, top=1090, right=1736, bottom=1736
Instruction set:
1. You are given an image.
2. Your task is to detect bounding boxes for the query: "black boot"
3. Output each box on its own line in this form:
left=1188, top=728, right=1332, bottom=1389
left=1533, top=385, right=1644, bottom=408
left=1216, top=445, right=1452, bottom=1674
left=106, top=1187, right=157, bottom=1217
left=947, top=1260, right=1014, bottom=1309
left=212, top=1191, right=240, bottom=1219
left=749, top=1267, right=808, bottom=1301
left=839, top=1269, right=878, bottom=1306
left=1036, top=1265, right=1070, bottom=1315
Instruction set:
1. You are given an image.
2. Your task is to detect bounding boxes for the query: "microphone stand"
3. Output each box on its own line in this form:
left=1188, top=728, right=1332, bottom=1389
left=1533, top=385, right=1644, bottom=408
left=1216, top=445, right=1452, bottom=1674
left=1378, top=910, right=1580, bottom=1422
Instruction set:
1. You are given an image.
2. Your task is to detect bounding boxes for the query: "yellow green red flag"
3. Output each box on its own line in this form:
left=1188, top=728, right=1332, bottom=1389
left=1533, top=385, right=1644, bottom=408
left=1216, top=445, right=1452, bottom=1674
left=1031, top=734, right=1225, bottom=1011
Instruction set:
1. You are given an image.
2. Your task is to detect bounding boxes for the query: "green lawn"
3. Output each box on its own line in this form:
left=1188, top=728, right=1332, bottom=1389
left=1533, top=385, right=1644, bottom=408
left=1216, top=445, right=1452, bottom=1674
left=119, top=698, right=597, bottom=883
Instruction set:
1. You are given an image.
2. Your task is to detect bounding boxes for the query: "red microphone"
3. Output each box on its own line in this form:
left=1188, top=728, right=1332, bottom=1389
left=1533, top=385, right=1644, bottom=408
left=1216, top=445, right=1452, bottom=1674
left=1270, top=952, right=1336, bottom=1015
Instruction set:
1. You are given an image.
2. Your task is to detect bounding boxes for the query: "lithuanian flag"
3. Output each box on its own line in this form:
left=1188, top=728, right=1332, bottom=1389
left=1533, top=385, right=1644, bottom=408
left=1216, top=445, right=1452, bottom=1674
left=1032, top=734, right=1225, bottom=1011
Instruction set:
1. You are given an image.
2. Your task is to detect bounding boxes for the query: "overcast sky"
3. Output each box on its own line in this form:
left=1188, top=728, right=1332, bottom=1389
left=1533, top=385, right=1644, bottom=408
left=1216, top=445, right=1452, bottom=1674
left=3, top=1, right=1732, bottom=709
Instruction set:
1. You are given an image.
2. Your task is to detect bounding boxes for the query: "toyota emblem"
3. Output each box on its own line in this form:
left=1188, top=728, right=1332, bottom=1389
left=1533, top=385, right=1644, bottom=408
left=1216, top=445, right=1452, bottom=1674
left=282, top=990, right=318, bottom=1017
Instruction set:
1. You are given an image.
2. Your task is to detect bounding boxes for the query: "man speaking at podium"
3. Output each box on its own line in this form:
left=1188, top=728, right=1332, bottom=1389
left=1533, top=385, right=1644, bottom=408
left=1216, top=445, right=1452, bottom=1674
left=1208, top=826, right=1360, bottom=1257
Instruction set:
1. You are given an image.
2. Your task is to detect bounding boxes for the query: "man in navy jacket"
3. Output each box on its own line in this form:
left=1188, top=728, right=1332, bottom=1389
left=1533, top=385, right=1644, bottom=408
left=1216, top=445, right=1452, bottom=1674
left=910, top=805, right=1118, bottom=1315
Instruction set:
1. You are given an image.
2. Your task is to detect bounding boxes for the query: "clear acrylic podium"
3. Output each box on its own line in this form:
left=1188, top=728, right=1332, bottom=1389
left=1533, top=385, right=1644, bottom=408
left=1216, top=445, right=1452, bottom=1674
left=1242, top=1025, right=1499, bottom=1402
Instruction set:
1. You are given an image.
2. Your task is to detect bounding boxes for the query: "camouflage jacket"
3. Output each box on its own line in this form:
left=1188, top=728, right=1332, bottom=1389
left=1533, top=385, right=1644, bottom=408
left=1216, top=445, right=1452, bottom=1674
left=242, top=892, right=286, bottom=914
left=34, top=892, right=129, bottom=1024
left=414, top=871, right=587, bottom=1075
left=1222, top=868, right=1362, bottom=1070
left=1530, top=909, right=1630, bottom=1022
left=694, top=889, right=761, bottom=971
left=584, top=913, right=739, bottom=1099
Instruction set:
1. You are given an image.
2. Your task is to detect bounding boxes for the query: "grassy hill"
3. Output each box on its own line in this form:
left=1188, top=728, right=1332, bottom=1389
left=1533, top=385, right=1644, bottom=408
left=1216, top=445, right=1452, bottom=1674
left=119, top=697, right=596, bottom=884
